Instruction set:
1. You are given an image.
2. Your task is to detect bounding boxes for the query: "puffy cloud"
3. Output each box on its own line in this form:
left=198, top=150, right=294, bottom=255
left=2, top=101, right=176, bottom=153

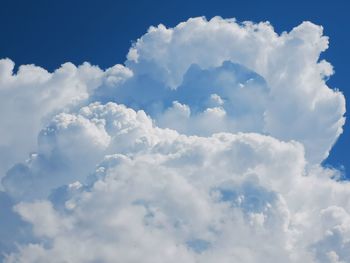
left=0, top=59, right=131, bottom=180
left=2, top=102, right=176, bottom=201
left=3, top=110, right=306, bottom=262
left=312, top=206, right=350, bottom=263
left=2, top=102, right=349, bottom=263
left=0, top=16, right=348, bottom=263
left=0, top=59, right=99, bottom=179
left=93, top=17, right=345, bottom=164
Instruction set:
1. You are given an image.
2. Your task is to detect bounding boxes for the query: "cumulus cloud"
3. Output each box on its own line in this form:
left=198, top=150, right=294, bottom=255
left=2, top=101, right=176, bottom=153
left=0, top=59, right=132, bottom=180
left=0, top=60, right=99, bottom=179
left=94, top=17, right=345, bottom=164
left=0, top=16, right=348, bottom=263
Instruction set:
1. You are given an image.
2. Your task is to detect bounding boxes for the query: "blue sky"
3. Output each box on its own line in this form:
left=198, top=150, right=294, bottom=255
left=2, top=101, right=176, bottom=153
left=1, top=0, right=348, bottom=170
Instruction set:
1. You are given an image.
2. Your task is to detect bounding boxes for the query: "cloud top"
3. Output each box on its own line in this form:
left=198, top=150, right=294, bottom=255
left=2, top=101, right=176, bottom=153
left=96, top=17, right=345, bottom=164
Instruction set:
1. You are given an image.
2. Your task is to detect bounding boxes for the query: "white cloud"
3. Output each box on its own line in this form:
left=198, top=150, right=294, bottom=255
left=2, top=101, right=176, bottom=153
left=99, top=17, right=345, bottom=164
left=0, top=59, right=131, bottom=180
left=3, top=102, right=349, bottom=263
left=0, top=17, right=348, bottom=263
left=0, top=59, right=101, bottom=179
left=4, top=117, right=307, bottom=262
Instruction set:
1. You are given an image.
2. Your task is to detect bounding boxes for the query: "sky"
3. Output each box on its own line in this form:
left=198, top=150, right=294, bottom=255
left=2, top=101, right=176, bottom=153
left=0, top=0, right=349, bottom=170
left=1, top=0, right=350, bottom=262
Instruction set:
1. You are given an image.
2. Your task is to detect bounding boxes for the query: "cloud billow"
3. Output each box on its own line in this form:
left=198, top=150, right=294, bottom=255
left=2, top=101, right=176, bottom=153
left=0, top=17, right=348, bottom=263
